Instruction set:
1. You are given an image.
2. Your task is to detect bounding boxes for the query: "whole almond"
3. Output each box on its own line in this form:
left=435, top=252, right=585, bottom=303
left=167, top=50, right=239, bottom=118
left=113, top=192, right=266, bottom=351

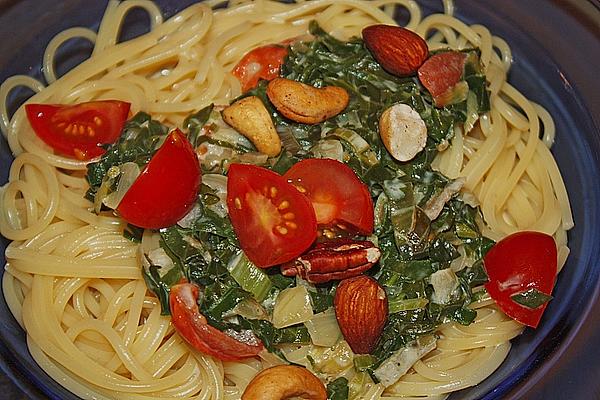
left=334, top=275, right=388, bottom=354
left=362, top=24, right=429, bottom=77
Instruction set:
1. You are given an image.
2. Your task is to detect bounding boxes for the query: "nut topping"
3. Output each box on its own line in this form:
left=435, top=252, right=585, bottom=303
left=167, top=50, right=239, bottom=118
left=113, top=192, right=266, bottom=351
left=379, top=103, right=427, bottom=162
left=334, top=275, right=388, bottom=354
left=242, top=365, right=327, bottom=400
left=222, top=96, right=281, bottom=156
left=266, top=77, right=349, bottom=125
left=280, top=239, right=381, bottom=284
left=362, top=24, right=429, bottom=77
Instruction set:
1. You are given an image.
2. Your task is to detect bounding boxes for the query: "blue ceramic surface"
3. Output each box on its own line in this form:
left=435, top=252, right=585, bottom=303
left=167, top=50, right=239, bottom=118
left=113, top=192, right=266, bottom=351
left=0, top=1, right=598, bottom=399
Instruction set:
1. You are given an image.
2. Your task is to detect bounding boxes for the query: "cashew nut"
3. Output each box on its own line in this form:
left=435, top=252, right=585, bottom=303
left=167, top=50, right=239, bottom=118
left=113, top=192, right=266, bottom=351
left=222, top=96, right=281, bottom=157
left=241, top=365, right=327, bottom=400
left=379, top=103, right=427, bottom=162
left=266, top=77, right=349, bottom=125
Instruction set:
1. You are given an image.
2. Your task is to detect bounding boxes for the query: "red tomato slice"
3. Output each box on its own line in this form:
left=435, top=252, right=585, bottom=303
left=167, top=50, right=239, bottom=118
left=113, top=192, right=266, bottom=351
left=283, top=159, right=374, bottom=235
left=118, top=129, right=201, bottom=229
left=170, top=282, right=263, bottom=361
left=232, top=44, right=288, bottom=92
left=25, top=100, right=130, bottom=160
left=417, top=51, right=467, bottom=107
left=226, top=163, right=317, bottom=267
left=483, top=231, right=558, bottom=328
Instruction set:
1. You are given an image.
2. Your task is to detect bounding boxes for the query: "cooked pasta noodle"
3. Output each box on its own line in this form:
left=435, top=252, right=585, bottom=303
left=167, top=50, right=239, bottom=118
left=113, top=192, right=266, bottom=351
left=0, top=0, right=572, bottom=399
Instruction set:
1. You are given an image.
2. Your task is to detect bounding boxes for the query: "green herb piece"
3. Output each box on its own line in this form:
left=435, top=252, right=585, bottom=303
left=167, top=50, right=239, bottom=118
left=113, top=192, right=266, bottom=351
left=327, top=377, right=349, bottom=400
left=470, top=288, right=491, bottom=303
left=238, top=317, right=310, bottom=361
left=227, top=252, right=273, bottom=302
left=511, top=288, right=553, bottom=309
left=309, top=291, right=334, bottom=314
left=353, top=355, right=377, bottom=372
left=268, top=273, right=295, bottom=290
left=142, top=261, right=184, bottom=316
left=184, top=104, right=214, bottom=147
left=371, top=310, right=437, bottom=368
left=123, top=224, right=144, bottom=242
left=203, top=286, right=250, bottom=321
left=388, top=297, right=429, bottom=314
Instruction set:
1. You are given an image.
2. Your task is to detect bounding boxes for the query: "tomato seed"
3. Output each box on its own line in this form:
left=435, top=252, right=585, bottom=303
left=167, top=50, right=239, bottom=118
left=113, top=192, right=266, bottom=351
left=322, top=229, right=336, bottom=239
left=285, top=221, right=297, bottom=229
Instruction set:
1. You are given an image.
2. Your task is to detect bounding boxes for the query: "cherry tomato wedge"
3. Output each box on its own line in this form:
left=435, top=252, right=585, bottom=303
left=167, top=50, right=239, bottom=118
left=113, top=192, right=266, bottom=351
left=283, top=159, right=374, bottom=235
left=118, top=129, right=201, bottom=229
left=417, top=51, right=467, bottom=107
left=25, top=100, right=130, bottom=160
left=170, top=282, right=263, bottom=361
left=232, top=44, right=288, bottom=92
left=483, top=231, right=557, bottom=328
left=227, top=163, right=317, bottom=267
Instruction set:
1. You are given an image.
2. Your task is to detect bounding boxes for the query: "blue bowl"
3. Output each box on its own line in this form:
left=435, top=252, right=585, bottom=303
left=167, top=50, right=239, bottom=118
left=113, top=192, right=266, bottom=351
left=0, top=1, right=598, bottom=399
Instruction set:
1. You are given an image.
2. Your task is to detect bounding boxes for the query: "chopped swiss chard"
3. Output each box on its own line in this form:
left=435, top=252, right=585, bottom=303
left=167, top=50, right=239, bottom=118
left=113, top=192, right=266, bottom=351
left=511, top=288, right=553, bottom=310
left=327, top=377, right=349, bottom=400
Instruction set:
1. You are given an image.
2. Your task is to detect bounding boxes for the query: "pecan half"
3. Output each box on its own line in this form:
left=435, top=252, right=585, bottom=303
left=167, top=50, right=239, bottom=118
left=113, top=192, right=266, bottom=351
left=280, top=239, right=381, bottom=284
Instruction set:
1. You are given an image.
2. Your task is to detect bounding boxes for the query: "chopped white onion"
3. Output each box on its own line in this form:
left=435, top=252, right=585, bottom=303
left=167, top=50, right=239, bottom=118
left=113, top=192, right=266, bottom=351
left=310, top=139, right=344, bottom=161
left=177, top=202, right=203, bottom=228
left=236, top=152, right=269, bottom=165
left=147, top=248, right=175, bottom=277
left=374, top=335, right=437, bottom=387
left=202, top=173, right=229, bottom=217
left=103, top=162, right=141, bottom=209
left=429, top=268, right=459, bottom=304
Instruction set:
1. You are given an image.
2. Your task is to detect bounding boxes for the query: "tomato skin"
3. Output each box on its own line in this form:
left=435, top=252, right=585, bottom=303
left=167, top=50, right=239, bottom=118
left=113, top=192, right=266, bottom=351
left=232, top=44, right=288, bottom=92
left=417, top=51, right=467, bottom=107
left=483, top=231, right=557, bottom=328
left=227, top=163, right=317, bottom=267
left=283, top=158, right=374, bottom=235
left=170, top=282, right=263, bottom=361
left=25, top=100, right=130, bottom=160
left=118, top=129, right=201, bottom=229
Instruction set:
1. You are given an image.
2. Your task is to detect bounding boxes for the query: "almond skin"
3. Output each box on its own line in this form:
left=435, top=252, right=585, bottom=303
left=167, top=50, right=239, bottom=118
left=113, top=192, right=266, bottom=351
left=334, top=275, right=388, bottom=354
left=362, top=24, right=429, bottom=77
left=417, top=51, right=468, bottom=107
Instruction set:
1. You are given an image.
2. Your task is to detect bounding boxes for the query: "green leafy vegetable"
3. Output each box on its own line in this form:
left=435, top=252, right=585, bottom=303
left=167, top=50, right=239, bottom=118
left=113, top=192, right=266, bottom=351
left=184, top=104, right=214, bottom=147
left=327, top=377, right=349, bottom=400
left=238, top=317, right=310, bottom=360
left=511, top=288, right=553, bottom=309
left=227, top=252, right=273, bottom=302
left=127, top=22, right=496, bottom=371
